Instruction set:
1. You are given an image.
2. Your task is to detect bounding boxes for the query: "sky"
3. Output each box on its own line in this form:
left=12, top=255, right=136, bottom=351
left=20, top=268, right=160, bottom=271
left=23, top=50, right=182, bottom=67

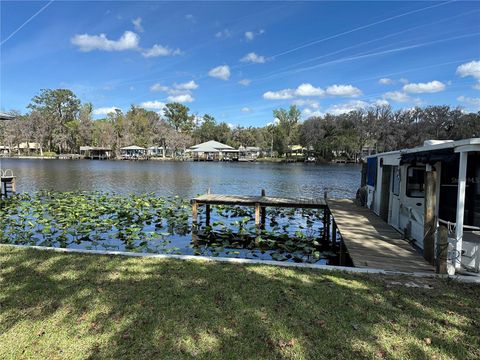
left=1, top=1, right=480, bottom=127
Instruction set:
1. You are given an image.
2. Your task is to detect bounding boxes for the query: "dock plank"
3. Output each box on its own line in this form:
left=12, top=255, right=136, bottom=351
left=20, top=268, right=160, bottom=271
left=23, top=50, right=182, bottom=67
left=192, top=194, right=326, bottom=208
left=328, top=199, right=433, bottom=273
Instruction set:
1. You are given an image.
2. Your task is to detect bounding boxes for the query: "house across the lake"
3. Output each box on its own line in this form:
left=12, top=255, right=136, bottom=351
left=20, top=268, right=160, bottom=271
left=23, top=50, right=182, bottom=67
left=362, top=138, right=480, bottom=275
left=238, top=146, right=262, bottom=161
left=187, top=140, right=239, bottom=161
left=120, top=145, right=147, bottom=160
left=79, top=146, right=113, bottom=160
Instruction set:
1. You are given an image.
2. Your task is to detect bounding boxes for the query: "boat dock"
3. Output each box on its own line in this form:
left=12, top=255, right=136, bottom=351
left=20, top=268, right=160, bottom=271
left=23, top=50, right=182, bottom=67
left=327, top=199, right=433, bottom=272
left=0, top=169, right=16, bottom=198
left=190, top=192, right=434, bottom=273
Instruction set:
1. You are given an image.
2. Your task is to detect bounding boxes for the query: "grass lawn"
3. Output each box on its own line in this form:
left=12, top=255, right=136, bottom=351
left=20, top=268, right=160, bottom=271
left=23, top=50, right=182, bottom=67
left=0, top=246, right=479, bottom=359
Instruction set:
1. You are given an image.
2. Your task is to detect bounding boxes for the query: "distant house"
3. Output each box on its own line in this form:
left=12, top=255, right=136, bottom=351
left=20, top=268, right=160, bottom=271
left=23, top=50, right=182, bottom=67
left=79, top=146, right=113, bottom=160
left=147, top=146, right=166, bottom=157
left=18, top=142, right=41, bottom=155
left=120, top=145, right=147, bottom=160
left=187, top=140, right=239, bottom=161
left=238, top=146, right=262, bottom=161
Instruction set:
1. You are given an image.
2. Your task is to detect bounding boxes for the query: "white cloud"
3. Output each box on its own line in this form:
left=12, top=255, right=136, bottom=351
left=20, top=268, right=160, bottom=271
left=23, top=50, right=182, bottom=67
left=374, top=99, right=390, bottom=107
left=302, top=108, right=323, bottom=118
left=132, top=17, right=144, bottom=32
left=208, top=65, right=230, bottom=80
left=403, top=80, right=445, bottom=93
left=456, top=60, right=480, bottom=89
left=140, top=100, right=166, bottom=110
left=241, top=107, right=252, bottom=113
left=295, top=83, right=324, bottom=97
left=456, top=60, right=480, bottom=80
left=174, top=80, right=198, bottom=90
left=267, top=118, right=280, bottom=126
left=326, top=84, right=362, bottom=97
left=142, top=44, right=182, bottom=58
left=293, top=99, right=320, bottom=109
left=383, top=91, right=413, bottom=103
left=150, top=83, right=169, bottom=92
left=240, top=52, right=266, bottom=64
left=325, top=100, right=369, bottom=115
left=71, top=31, right=139, bottom=52
left=399, top=78, right=409, bottom=84
left=244, top=29, right=264, bottom=41
left=379, top=78, right=393, bottom=85
left=238, top=79, right=251, bottom=86
left=167, top=93, right=194, bottom=103
left=245, top=31, right=254, bottom=41
left=457, top=95, right=480, bottom=111
left=93, top=107, right=119, bottom=115
left=263, top=89, right=294, bottom=100
left=215, top=29, right=231, bottom=39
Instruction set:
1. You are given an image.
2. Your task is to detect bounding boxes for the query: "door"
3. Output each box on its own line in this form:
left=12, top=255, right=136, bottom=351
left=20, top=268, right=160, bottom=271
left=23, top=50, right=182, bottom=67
left=401, top=165, right=426, bottom=248
left=379, top=166, right=392, bottom=222
left=389, top=166, right=401, bottom=229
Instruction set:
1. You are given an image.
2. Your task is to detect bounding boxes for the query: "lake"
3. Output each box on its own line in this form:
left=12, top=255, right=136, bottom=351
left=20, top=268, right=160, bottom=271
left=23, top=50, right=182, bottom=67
left=0, top=159, right=361, bottom=199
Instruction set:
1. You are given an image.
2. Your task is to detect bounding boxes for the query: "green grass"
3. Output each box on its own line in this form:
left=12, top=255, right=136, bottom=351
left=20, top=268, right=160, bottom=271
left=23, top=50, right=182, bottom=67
left=0, top=246, right=479, bottom=360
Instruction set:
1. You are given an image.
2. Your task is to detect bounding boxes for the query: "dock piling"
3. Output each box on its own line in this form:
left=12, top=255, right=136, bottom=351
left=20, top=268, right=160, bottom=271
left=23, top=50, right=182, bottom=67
left=260, top=189, right=266, bottom=229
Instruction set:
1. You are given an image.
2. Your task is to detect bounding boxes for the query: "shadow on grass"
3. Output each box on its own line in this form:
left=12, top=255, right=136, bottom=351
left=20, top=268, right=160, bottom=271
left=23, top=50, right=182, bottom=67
left=0, top=247, right=479, bottom=359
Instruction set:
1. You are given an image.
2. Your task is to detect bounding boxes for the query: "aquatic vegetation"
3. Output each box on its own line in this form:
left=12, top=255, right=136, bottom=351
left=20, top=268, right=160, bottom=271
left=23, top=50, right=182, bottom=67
left=0, top=191, right=344, bottom=264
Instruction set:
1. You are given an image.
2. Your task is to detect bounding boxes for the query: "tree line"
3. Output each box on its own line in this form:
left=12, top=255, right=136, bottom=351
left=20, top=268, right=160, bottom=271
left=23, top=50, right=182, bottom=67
left=1, top=88, right=479, bottom=160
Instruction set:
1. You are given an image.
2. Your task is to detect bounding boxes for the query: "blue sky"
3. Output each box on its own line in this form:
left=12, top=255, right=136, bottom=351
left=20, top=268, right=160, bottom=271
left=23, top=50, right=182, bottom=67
left=1, top=1, right=480, bottom=126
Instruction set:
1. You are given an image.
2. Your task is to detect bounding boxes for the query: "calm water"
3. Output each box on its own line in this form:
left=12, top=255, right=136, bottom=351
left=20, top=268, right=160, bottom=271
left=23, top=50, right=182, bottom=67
left=0, top=159, right=361, bottom=198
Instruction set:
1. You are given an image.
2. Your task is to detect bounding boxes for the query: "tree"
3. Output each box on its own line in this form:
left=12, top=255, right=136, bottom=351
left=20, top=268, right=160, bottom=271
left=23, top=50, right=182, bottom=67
left=163, top=103, right=194, bottom=133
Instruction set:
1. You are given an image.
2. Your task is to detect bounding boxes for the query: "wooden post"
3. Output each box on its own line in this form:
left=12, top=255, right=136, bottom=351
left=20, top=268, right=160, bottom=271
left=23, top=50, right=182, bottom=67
left=423, top=165, right=436, bottom=264
left=339, top=241, right=345, bottom=266
left=436, top=224, right=448, bottom=274
left=331, top=220, right=337, bottom=245
left=454, top=151, right=468, bottom=270
left=192, top=200, right=198, bottom=224
left=326, top=210, right=331, bottom=243
left=322, top=207, right=328, bottom=244
left=260, top=189, right=266, bottom=229
left=205, top=204, right=211, bottom=226
left=255, top=203, right=261, bottom=229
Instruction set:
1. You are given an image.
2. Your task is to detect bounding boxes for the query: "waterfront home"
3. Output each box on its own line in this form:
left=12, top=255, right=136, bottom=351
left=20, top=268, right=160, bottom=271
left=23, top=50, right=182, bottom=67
left=120, top=145, right=147, bottom=160
left=238, top=146, right=261, bottom=161
left=79, top=146, right=113, bottom=160
left=18, top=142, right=41, bottom=155
left=362, top=138, right=480, bottom=275
left=147, top=146, right=166, bottom=157
left=187, top=140, right=239, bottom=161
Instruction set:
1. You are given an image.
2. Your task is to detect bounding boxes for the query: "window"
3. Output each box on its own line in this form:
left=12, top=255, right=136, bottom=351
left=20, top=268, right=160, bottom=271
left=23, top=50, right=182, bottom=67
left=391, top=166, right=400, bottom=196
left=406, top=166, right=425, bottom=198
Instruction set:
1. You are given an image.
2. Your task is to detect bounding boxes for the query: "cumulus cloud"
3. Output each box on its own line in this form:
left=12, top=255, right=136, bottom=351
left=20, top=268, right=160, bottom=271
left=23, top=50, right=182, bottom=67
left=142, top=44, right=182, bottom=58
left=92, top=107, right=119, bottom=115
left=132, top=17, right=144, bottom=32
left=240, top=52, right=266, bottom=64
left=295, top=83, right=324, bottom=97
left=293, top=99, right=320, bottom=109
left=208, top=65, right=230, bottom=80
left=174, top=80, right=198, bottom=90
left=457, top=95, right=480, bottom=111
left=140, top=100, right=166, bottom=109
left=326, top=84, right=362, bottom=97
left=167, top=93, right=194, bottom=103
left=150, top=83, right=169, bottom=92
left=238, top=79, right=251, bottom=86
left=383, top=91, right=413, bottom=103
left=378, top=78, right=393, bottom=85
left=241, top=107, right=252, bottom=113
left=325, top=100, right=370, bottom=115
left=456, top=60, right=480, bottom=88
left=215, top=29, right=231, bottom=39
left=263, top=89, right=294, bottom=100
left=245, top=29, right=264, bottom=41
left=71, top=31, right=140, bottom=52
left=403, top=80, right=445, bottom=93
left=302, top=108, right=323, bottom=118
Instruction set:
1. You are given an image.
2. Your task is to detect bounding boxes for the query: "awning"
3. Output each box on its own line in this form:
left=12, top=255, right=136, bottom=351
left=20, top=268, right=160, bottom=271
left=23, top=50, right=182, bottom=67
left=400, top=148, right=458, bottom=165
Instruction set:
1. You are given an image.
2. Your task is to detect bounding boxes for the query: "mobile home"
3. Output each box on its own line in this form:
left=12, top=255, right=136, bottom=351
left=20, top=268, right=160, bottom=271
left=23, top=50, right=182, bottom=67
left=362, top=138, right=480, bottom=274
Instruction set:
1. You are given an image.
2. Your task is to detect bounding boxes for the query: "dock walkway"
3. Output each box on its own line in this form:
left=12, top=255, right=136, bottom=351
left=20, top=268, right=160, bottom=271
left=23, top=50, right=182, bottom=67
left=328, top=199, right=434, bottom=273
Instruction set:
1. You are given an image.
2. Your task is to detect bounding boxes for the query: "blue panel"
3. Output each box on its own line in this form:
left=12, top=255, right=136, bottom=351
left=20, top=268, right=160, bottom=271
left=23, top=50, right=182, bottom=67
left=367, top=157, right=377, bottom=187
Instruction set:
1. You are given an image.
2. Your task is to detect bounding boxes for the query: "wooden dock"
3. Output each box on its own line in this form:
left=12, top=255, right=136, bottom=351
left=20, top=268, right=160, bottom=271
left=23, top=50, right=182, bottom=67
left=191, top=193, right=326, bottom=227
left=328, top=199, right=434, bottom=273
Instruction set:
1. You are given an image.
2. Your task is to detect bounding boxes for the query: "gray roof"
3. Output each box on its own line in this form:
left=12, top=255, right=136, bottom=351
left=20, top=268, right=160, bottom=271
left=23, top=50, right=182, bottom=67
left=0, top=112, right=15, bottom=121
left=190, top=140, right=234, bottom=151
left=121, top=145, right=146, bottom=150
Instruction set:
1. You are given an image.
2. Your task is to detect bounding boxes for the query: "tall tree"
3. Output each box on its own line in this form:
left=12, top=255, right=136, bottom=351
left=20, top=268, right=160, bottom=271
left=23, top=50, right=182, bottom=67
left=163, top=103, right=195, bottom=133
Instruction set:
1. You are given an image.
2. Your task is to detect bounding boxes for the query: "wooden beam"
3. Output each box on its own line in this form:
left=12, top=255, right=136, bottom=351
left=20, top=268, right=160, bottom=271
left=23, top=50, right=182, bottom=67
left=260, top=189, right=266, bottom=229
left=192, top=200, right=198, bottom=224
left=423, top=166, right=436, bottom=264
left=205, top=204, right=211, bottom=226
left=436, top=224, right=448, bottom=274
left=255, top=203, right=261, bottom=228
